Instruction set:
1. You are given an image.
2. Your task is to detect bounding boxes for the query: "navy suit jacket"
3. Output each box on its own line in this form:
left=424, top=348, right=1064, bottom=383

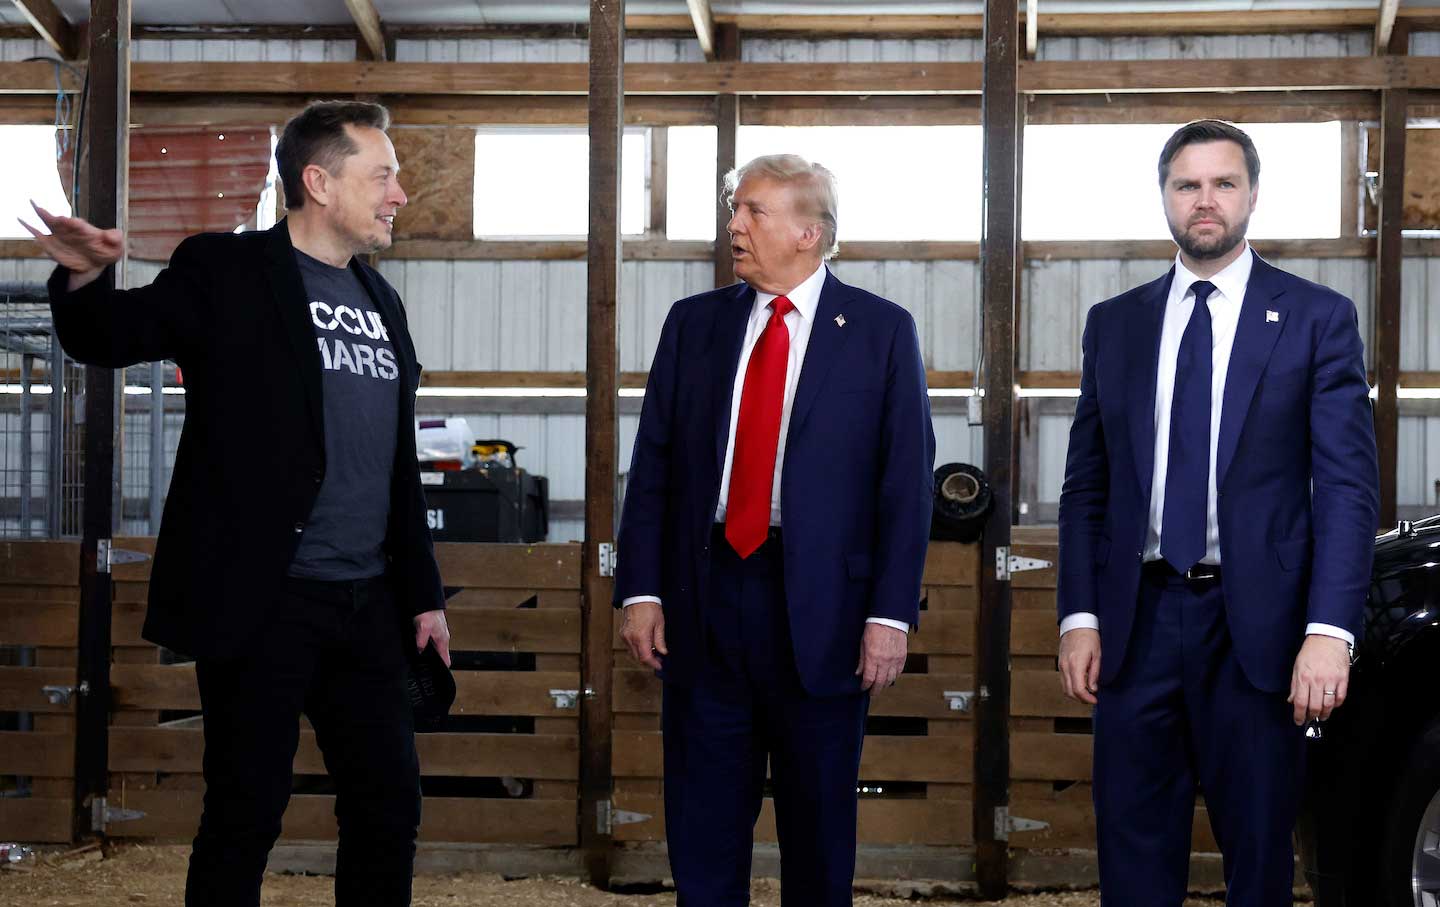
left=1057, top=254, right=1379, bottom=694
left=614, top=270, right=936, bottom=697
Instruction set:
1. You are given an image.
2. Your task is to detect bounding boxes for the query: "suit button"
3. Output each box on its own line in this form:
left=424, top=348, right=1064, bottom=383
left=294, top=522, right=305, bottom=533
left=312, top=471, right=323, bottom=485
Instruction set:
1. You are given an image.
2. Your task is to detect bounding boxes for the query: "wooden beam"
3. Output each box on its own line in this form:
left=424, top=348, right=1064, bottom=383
left=580, top=0, right=622, bottom=887
left=685, top=0, right=716, bottom=60
left=10, top=0, right=76, bottom=58
left=714, top=23, right=739, bottom=289
left=647, top=126, right=667, bottom=238
left=73, top=0, right=129, bottom=843
left=12, top=58, right=1440, bottom=98
left=343, top=0, right=389, bottom=62
left=1026, top=0, right=1038, bottom=58
left=1377, top=0, right=1402, bottom=55
left=1376, top=87, right=1406, bottom=531
left=975, top=0, right=1020, bottom=895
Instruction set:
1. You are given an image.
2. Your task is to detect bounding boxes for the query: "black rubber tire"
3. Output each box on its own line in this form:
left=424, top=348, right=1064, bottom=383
left=931, top=462, right=993, bottom=543
left=1380, top=715, right=1440, bottom=907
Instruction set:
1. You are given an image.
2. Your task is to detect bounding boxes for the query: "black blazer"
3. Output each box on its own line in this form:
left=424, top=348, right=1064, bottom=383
left=47, top=219, right=444, bottom=659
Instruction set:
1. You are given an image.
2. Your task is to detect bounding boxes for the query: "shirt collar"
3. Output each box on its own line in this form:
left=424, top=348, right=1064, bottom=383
left=753, top=262, right=827, bottom=324
left=1172, top=241, right=1253, bottom=305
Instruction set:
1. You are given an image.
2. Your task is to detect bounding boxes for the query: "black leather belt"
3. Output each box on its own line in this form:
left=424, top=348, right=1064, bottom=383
left=1142, top=560, right=1222, bottom=584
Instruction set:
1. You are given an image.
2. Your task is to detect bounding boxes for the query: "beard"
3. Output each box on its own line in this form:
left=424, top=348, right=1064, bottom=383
left=1169, top=213, right=1249, bottom=261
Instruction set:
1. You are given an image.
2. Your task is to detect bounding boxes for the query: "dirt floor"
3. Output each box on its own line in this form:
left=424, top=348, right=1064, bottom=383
left=0, top=843, right=1244, bottom=907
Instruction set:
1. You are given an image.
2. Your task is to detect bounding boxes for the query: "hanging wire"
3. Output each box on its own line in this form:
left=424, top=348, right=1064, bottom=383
left=22, top=57, right=88, bottom=211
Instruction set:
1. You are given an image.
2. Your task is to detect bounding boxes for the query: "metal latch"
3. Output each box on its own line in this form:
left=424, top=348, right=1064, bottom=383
left=598, top=542, right=616, bottom=578
left=995, top=546, right=1052, bottom=581
left=596, top=799, right=652, bottom=835
left=943, top=690, right=974, bottom=713
left=97, top=539, right=150, bottom=575
left=547, top=687, right=595, bottom=710
left=994, top=806, right=1049, bottom=841
left=91, top=797, right=145, bottom=832
left=41, top=681, right=89, bottom=706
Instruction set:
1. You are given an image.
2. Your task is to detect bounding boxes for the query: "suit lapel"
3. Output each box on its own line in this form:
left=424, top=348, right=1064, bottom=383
left=1128, top=267, right=1174, bottom=497
left=712, top=284, right=754, bottom=475
left=1216, top=255, right=1289, bottom=490
left=787, top=270, right=855, bottom=437
left=263, top=219, right=325, bottom=444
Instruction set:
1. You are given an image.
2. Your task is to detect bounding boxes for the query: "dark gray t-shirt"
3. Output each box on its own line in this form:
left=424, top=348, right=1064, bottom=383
left=287, top=250, right=400, bottom=580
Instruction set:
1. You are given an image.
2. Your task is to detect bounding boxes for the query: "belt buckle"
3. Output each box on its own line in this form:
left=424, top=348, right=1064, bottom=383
left=1184, top=565, right=1214, bottom=582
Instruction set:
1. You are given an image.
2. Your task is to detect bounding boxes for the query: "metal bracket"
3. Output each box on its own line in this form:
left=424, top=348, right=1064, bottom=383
left=91, top=797, right=145, bottom=832
left=598, top=542, right=616, bottom=578
left=548, top=689, right=580, bottom=709
left=994, top=806, right=1049, bottom=841
left=943, top=690, right=974, bottom=713
left=995, top=546, right=1052, bottom=581
left=596, top=799, right=652, bottom=836
left=41, top=681, right=89, bottom=706
left=96, top=539, right=150, bottom=575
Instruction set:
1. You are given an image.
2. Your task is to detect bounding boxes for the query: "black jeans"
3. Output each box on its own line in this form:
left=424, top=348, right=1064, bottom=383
left=185, top=575, right=420, bottom=907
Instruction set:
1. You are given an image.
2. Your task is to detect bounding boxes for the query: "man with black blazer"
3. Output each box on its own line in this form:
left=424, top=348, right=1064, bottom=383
left=615, top=154, right=936, bottom=906
left=24, top=101, right=449, bottom=907
left=1057, top=120, right=1379, bottom=905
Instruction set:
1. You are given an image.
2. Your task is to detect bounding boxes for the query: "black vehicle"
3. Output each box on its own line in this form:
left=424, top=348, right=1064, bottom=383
left=1299, top=514, right=1440, bottom=907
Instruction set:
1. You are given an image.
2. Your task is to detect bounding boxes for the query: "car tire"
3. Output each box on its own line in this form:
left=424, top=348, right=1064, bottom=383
left=1381, top=715, right=1440, bottom=907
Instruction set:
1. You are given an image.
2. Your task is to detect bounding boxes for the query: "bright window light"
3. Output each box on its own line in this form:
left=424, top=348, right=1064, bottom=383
left=0, top=126, right=71, bottom=239
left=473, top=128, right=646, bottom=237
left=667, top=125, right=983, bottom=242
left=1021, top=122, right=1342, bottom=240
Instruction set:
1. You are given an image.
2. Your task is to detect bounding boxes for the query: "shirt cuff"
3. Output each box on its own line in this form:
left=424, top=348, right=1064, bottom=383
left=866, top=617, right=911, bottom=634
left=1059, top=612, right=1100, bottom=636
left=1305, top=622, right=1355, bottom=648
left=621, top=596, right=662, bottom=607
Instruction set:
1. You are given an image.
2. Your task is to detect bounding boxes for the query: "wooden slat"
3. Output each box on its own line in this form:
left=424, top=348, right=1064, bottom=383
left=111, top=664, right=585, bottom=717
left=0, top=730, right=73, bottom=776
left=0, top=797, right=72, bottom=843
left=613, top=669, right=973, bottom=719
left=921, top=542, right=980, bottom=587
left=107, top=791, right=576, bottom=845
left=344, top=0, right=388, bottom=62
left=0, top=600, right=77, bottom=646
left=1009, top=793, right=1218, bottom=852
left=110, top=727, right=578, bottom=779
left=10, top=0, right=76, bottom=58
left=444, top=607, right=580, bottom=654
left=433, top=543, right=582, bottom=589
left=1011, top=670, right=1088, bottom=718
left=0, top=540, right=81, bottom=585
left=1012, top=609, right=1060, bottom=656
left=1012, top=731, right=1092, bottom=782
left=613, top=730, right=970, bottom=782
left=612, top=793, right=970, bottom=845
left=0, top=665, right=77, bottom=712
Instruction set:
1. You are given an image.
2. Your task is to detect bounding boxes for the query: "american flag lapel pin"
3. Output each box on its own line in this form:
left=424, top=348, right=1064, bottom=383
left=835, top=314, right=846, bottom=327
left=1266, top=310, right=1279, bottom=323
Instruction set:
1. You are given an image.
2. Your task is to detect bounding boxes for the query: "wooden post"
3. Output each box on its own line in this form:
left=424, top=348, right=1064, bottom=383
left=648, top=126, right=668, bottom=238
left=581, top=0, right=622, bottom=888
left=73, top=0, right=128, bottom=842
left=975, top=0, right=1019, bottom=896
left=713, top=23, right=740, bottom=289
left=1375, top=87, right=1404, bottom=530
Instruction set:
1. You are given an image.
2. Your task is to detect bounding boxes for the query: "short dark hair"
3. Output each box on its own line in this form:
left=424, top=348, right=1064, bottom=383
left=275, top=100, right=391, bottom=210
left=1157, top=119, right=1260, bottom=190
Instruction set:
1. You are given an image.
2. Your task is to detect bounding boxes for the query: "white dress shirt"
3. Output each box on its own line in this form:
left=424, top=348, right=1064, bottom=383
left=1060, top=245, right=1353, bottom=647
left=624, top=263, right=909, bottom=634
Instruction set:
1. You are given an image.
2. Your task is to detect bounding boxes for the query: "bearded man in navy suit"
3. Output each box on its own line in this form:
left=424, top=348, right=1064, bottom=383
left=613, top=154, right=935, bottom=906
left=1057, top=120, right=1379, bottom=906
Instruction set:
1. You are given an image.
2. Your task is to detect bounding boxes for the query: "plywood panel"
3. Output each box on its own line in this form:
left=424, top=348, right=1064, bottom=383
left=391, top=127, right=476, bottom=241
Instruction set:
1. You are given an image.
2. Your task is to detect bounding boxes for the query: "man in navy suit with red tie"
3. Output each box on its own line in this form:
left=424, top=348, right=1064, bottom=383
left=1057, top=120, right=1379, bottom=905
left=614, top=154, right=935, bottom=906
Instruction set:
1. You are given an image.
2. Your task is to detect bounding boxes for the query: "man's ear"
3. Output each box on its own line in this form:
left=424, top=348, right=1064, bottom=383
left=796, top=221, right=823, bottom=253
left=301, top=164, right=331, bottom=208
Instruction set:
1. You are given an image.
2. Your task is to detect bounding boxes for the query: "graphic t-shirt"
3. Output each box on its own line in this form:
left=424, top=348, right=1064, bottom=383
left=287, top=250, right=400, bottom=581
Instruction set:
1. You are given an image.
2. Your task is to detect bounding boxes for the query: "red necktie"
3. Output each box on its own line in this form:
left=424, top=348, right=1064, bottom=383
left=725, top=295, right=795, bottom=559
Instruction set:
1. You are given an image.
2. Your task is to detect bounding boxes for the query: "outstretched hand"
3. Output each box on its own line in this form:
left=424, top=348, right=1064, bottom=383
left=18, top=201, right=124, bottom=289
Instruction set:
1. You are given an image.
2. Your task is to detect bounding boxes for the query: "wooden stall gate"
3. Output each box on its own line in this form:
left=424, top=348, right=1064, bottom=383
left=0, top=541, right=81, bottom=843
left=609, top=541, right=980, bottom=881
left=1006, top=527, right=1225, bottom=885
left=103, top=539, right=583, bottom=850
